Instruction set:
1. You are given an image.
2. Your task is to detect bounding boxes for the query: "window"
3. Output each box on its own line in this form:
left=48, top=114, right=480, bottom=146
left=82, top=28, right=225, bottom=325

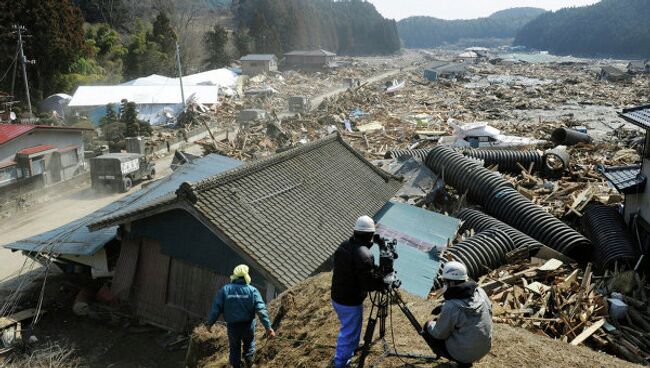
left=32, top=159, right=45, bottom=175
left=0, top=166, right=19, bottom=186
left=60, top=149, right=79, bottom=168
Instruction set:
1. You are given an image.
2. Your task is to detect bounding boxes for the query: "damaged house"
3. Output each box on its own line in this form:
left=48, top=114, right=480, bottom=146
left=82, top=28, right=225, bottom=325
left=87, top=134, right=401, bottom=332
left=0, top=124, right=90, bottom=195
left=240, top=54, right=278, bottom=76
left=598, top=66, right=632, bottom=82
left=283, top=49, right=337, bottom=70
left=424, top=61, right=467, bottom=81
left=602, top=105, right=650, bottom=247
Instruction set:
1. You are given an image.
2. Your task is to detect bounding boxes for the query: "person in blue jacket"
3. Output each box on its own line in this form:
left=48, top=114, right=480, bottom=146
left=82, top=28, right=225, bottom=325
left=207, top=264, right=275, bottom=368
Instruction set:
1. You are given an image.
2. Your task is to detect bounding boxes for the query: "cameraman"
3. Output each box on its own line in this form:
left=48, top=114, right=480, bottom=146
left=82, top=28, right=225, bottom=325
left=330, top=216, right=385, bottom=368
left=424, top=261, right=492, bottom=367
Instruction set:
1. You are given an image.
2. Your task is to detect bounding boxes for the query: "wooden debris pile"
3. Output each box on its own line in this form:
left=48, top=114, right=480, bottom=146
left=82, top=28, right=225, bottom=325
left=483, top=260, right=608, bottom=343
left=594, top=268, right=650, bottom=364
left=483, top=259, right=650, bottom=364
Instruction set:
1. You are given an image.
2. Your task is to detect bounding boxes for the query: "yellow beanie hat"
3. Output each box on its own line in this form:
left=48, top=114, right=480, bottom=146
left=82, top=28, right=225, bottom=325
left=231, top=264, right=251, bottom=284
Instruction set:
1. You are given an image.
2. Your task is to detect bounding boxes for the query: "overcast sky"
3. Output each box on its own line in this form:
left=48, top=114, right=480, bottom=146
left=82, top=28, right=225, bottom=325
left=367, top=0, right=600, bottom=20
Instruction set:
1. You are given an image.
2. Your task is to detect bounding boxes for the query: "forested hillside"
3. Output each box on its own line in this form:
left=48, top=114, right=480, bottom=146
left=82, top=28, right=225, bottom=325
left=514, top=0, right=650, bottom=58
left=234, top=0, right=401, bottom=56
left=397, top=7, right=545, bottom=48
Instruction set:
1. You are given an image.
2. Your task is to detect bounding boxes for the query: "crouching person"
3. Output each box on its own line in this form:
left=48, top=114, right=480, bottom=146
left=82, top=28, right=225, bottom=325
left=424, top=261, right=492, bottom=367
left=206, top=264, right=275, bottom=368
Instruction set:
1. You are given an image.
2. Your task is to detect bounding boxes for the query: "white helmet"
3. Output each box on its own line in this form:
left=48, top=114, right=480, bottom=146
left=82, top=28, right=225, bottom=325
left=353, top=215, right=376, bottom=233
left=441, top=261, right=468, bottom=281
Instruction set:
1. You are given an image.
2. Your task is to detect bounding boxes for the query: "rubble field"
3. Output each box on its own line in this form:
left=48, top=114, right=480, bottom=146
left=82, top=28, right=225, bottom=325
left=188, top=272, right=636, bottom=368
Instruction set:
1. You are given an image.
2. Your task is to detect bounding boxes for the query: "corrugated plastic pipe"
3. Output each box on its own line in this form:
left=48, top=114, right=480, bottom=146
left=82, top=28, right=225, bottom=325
left=384, top=149, right=431, bottom=161
left=425, top=145, right=591, bottom=260
left=581, top=204, right=639, bottom=271
left=462, top=149, right=543, bottom=174
left=457, top=208, right=543, bottom=254
left=432, top=229, right=515, bottom=289
left=551, top=127, right=592, bottom=146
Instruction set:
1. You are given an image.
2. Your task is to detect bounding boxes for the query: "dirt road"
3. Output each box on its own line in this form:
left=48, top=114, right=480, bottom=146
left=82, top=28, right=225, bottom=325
left=0, top=145, right=202, bottom=282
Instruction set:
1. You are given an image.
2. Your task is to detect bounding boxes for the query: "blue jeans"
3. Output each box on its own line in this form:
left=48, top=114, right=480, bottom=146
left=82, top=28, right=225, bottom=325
left=332, top=300, right=363, bottom=368
left=227, top=321, right=256, bottom=367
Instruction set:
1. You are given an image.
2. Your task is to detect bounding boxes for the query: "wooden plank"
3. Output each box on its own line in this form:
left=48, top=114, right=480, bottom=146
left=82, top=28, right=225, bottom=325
left=570, top=319, right=605, bottom=346
left=0, top=308, right=37, bottom=330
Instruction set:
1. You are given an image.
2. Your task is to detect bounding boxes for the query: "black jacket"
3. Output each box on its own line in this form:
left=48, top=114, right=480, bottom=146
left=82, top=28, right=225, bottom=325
left=331, top=237, right=384, bottom=306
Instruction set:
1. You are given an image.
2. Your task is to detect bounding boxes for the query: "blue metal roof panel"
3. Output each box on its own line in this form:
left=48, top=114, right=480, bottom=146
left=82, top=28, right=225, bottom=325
left=4, top=154, right=242, bottom=256
left=372, top=202, right=460, bottom=298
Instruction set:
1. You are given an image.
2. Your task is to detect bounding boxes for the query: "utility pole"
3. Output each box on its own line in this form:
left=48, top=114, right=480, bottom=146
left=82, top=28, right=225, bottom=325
left=13, top=25, right=34, bottom=118
left=176, top=42, right=186, bottom=109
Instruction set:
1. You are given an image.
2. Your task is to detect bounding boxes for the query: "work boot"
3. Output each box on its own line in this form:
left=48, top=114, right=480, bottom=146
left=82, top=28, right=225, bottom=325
left=243, top=356, right=254, bottom=368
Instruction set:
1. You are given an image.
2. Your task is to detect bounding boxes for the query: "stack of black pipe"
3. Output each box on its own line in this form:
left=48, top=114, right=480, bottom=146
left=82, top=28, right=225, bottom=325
left=457, top=208, right=543, bottom=254
left=384, top=149, right=431, bottom=161
left=581, top=204, right=639, bottom=271
left=462, top=149, right=543, bottom=174
left=432, top=229, right=515, bottom=289
left=425, top=145, right=591, bottom=260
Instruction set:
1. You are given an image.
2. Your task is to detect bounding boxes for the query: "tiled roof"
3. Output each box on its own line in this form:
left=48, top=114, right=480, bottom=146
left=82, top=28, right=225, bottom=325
left=241, top=54, right=276, bottom=61
left=620, top=105, right=650, bottom=130
left=599, top=164, right=646, bottom=194
left=89, top=134, right=402, bottom=288
left=18, top=144, right=56, bottom=155
left=0, top=124, right=90, bottom=145
left=284, top=49, right=336, bottom=57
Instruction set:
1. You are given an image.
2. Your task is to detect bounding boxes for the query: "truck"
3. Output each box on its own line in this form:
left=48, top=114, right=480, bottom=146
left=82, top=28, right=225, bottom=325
left=90, top=153, right=155, bottom=193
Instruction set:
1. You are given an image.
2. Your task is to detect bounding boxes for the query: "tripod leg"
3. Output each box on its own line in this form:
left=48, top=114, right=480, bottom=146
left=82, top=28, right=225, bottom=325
left=389, top=289, right=440, bottom=357
left=356, top=302, right=378, bottom=368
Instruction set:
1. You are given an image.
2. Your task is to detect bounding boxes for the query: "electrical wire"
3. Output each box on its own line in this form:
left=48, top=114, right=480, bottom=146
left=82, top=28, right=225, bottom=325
left=0, top=48, right=19, bottom=83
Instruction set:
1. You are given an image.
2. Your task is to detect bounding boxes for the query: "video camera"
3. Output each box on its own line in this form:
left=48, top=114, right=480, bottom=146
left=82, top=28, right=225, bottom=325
left=373, top=234, right=401, bottom=289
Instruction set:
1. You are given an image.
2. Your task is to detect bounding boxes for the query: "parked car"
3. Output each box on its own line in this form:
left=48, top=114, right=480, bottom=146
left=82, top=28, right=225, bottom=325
left=90, top=153, right=155, bottom=193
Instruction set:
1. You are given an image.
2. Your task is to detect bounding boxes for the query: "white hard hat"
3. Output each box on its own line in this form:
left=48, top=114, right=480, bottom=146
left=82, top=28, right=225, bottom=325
left=441, top=261, right=468, bottom=281
left=353, top=215, right=376, bottom=233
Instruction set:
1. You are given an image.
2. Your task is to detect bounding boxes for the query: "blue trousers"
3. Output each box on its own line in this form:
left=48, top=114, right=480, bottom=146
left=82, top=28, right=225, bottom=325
left=227, top=321, right=256, bottom=367
left=332, top=300, right=363, bottom=368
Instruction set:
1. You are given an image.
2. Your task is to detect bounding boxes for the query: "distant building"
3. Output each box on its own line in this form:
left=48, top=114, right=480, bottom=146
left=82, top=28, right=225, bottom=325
left=627, top=60, right=650, bottom=74
left=598, top=66, right=632, bottom=82
left=455, top=51, right=479, bottom=63
left=283, top=49, right=336, bottom=70
left=0, top=124, right=89, bottom=193
left=240, top=54, right=278, bottom=75
left=68, top=68, right=239, bottom=125
left=424, top=61, right=468, bottom=81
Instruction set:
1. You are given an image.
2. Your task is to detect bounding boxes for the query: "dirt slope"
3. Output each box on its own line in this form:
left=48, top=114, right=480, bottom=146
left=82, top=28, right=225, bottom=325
left=188, top=272, right=637, bottom=368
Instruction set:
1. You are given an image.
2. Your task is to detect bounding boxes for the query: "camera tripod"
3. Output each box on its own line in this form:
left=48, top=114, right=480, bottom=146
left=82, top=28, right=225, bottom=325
left=356, top=285, right=439, bottom=368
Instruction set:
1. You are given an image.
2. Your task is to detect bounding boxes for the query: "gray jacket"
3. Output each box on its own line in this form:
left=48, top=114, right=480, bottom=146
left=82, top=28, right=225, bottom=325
left=427, top=286, right=493, bottom=363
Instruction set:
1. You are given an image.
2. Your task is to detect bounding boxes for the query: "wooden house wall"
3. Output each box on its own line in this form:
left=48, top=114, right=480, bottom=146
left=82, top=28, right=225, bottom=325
left=112, top=209, right=272, bottom=332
